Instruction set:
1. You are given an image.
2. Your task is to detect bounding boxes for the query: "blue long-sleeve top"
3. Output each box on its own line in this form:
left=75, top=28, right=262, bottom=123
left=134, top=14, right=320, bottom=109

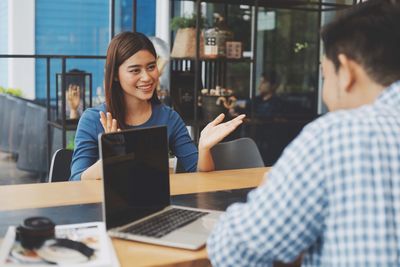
left=69, top=103, right=198, bottom=181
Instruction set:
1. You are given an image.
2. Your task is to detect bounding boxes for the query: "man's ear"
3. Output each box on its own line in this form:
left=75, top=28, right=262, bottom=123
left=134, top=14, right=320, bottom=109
left=337, top=54, right=355, bottom=93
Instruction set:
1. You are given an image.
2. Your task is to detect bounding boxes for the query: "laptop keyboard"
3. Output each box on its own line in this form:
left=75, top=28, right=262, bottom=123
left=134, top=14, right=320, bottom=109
left=122, top=208, right=209, bottom=238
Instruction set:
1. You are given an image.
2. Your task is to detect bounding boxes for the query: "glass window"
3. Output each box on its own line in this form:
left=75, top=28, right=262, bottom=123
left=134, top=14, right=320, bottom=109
left=115, top=0, right=156, bottom=35
left=255, top=7, right=319, bottom=117
left=35, top=0, right=109, bottom=100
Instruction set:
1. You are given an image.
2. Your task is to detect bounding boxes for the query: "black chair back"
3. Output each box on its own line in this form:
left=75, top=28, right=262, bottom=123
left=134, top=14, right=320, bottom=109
left=17, top=102, right=48, bottom=174
left=0, top=95, right=13, bottom=152
left=211, top=137, right=265, bottom=171
left=48, top=148, right=73, bottom=182
left=0, top=94, right=5, bottom=140
left=6, top=97, right=26, bottom=154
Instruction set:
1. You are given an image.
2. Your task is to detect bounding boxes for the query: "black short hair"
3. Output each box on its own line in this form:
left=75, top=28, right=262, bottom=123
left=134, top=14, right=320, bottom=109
left=321, top=0, right=400, bottom=86
left=261, top=70, right=279, bottom=87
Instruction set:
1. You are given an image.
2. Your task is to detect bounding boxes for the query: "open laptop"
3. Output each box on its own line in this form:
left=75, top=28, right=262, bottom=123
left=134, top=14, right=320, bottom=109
left=99, top=126, right=222, bottom=250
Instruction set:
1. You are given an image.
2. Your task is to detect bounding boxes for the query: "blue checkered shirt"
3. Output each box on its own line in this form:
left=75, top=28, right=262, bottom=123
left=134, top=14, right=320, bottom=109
left=207, top=81, right=400, bottom=267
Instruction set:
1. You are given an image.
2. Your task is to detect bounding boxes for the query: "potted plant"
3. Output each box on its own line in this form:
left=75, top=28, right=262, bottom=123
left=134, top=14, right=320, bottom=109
left=0, top=86, right=23, bottom=97
left=170, top=14, right=205, bottom=58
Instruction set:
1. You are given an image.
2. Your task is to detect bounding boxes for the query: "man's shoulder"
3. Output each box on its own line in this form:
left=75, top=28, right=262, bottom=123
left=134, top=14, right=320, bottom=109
left=305, top=105, right=377, bottom=137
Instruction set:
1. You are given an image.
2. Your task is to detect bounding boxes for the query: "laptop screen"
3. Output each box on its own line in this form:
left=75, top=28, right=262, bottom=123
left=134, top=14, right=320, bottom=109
left=100, top=126, right=170, bottom=229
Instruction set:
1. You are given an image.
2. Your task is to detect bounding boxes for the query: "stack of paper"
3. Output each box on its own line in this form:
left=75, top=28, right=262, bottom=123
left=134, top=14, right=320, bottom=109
left=0, top=222, right=120, bottom=267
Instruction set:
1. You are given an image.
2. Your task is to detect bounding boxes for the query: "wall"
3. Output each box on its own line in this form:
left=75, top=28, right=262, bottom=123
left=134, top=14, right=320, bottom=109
left=0, top=0, right=8, bottom=88
left=7, top=0, right=35, bottom=99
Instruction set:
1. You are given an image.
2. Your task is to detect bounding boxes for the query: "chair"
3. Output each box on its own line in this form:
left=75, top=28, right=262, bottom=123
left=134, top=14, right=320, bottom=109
left=8, top=98, right=27, bottom=155
left=210, top=137, right=265, bottom=171
left=48, top=148, right=73, bottom=182
left=17, top=102, right=48, bottom=174
left=0, top=94, right=5, bottom=139
left=0, top=95, right=13, bottom=152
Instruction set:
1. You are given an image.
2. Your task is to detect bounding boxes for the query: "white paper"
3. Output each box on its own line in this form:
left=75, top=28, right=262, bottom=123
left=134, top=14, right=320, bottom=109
left=0, top=222, right=119, bottom=267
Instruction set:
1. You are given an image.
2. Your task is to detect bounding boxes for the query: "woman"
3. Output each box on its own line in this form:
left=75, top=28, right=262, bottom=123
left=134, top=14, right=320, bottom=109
left=70, top=32, right=245, bottom=181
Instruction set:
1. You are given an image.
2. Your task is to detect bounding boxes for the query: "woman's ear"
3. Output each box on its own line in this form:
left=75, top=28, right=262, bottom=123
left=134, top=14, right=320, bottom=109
left=337, top=54, right=355, bottom=93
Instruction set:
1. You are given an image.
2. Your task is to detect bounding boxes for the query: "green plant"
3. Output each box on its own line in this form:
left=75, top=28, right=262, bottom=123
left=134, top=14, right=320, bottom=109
left=67, top=140, right=75, bottom=150
left=6, top=88, right=23, bottom=97
left=170, top=13, right=205, bottom=31
left=0, top=86, right=23, bottom=97
left=294, top=42, right=309, bottom=53
left=66, top=131, right=76, bottom=150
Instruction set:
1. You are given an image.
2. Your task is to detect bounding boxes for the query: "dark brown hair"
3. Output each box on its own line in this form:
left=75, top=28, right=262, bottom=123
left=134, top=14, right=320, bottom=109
left=104, top=31, right=161, bottom=129
left=321, top=0, right=400, bottom=86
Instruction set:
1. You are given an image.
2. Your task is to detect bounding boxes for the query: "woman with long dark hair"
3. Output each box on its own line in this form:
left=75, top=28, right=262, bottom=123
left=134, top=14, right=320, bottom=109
left=70, top=32, right=245, bottom=180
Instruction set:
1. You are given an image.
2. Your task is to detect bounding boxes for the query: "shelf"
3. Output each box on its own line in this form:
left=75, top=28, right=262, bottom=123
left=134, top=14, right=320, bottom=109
left=170, top=0, right=351, bottom=11
left=171, top=57, right=253, bottom=63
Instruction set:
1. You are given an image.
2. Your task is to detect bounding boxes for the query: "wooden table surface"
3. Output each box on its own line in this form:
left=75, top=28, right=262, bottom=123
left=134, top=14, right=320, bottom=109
left=0, top=167, right=269, bottom=267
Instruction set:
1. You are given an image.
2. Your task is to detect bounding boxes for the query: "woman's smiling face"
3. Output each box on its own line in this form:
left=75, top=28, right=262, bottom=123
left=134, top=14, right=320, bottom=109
left=117, top=50, right=159, bottom=102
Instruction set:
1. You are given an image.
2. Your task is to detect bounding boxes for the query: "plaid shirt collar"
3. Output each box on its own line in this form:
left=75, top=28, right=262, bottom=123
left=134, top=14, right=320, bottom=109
left=376, top=80, right=400, bottom=108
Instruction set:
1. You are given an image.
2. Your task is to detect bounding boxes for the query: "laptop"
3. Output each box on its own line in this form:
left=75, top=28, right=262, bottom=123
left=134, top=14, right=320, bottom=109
left=99, top=126, right=222, bottom=250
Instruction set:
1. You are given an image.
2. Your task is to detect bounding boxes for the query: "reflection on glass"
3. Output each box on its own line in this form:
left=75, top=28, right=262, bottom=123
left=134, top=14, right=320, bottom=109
left=256, top=7, right=319, bottom=117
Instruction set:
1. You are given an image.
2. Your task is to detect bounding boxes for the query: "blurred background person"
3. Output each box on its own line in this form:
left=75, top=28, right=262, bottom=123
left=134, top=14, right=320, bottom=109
left=254, top=70, right=284, bottom=118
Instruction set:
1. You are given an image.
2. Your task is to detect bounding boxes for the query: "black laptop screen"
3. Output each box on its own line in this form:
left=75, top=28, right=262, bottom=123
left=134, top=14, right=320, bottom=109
left=100, top=126, right=170, bottom=229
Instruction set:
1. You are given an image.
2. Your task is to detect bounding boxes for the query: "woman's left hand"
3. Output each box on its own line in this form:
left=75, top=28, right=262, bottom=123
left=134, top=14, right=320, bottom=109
left=199, top=113, right=246, bottom=151
left=99, top=112, right=120, bottom=133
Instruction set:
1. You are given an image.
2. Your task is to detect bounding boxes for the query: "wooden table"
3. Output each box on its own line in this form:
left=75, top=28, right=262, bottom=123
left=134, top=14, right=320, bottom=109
left=0, top=167, right=268, bottom=267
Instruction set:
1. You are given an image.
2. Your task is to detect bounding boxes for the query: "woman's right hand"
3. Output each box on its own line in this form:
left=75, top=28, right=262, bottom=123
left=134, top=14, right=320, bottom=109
left=81, top=112, right=120, bottom=181
left=99, top=111, right=121, bottom=133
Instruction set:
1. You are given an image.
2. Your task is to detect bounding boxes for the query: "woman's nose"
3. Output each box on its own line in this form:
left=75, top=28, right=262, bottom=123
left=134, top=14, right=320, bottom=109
left=140, top=70, right=151, bottom=81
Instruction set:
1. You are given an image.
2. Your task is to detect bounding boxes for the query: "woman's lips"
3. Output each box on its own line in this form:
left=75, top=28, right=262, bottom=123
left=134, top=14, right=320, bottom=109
left=136, top=84, right=153, bottom=92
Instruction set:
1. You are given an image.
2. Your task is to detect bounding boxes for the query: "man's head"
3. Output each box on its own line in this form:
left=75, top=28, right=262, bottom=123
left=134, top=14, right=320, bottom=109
left=259, top=71, right=280, bottom=96
left=321, top=0, right=400, bottom=111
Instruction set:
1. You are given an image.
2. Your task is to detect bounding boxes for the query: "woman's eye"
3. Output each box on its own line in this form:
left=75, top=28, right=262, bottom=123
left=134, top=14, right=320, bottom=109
left=130, top=69, right=141, bottom=74
left=147, top=65, right=156, bottom=71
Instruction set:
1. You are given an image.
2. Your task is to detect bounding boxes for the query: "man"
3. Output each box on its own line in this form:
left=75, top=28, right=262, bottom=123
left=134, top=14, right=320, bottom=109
left=207, top=0, right=400, bottom=266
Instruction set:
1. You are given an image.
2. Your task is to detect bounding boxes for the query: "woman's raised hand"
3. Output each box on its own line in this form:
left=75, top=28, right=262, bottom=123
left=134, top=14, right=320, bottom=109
left=99, top=112, right=121, bottom=133
left=199, top=113, right=246, bottom=151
